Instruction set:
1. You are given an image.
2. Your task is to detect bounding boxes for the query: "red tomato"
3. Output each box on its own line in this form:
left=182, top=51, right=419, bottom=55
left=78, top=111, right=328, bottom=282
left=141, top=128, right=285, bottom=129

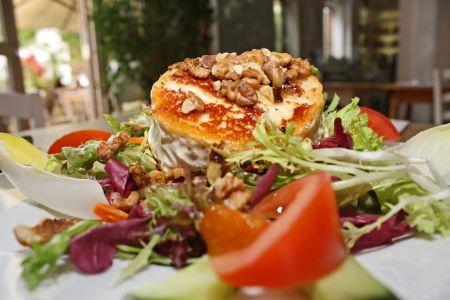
left=200, top=172, right=346, bottom=288
left=48, top=130, right=112, bottom=154
left=360, top=107, right=401, bottom=142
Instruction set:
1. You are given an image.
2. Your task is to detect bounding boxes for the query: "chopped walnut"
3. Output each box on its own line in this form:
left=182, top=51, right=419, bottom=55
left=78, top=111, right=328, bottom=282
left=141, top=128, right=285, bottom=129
left=221, top=79, right=257, bottom=106
left=286, top=69, right=298, bottom=81
left=259, top=85, right=275, bottom=102
left=241, top=77, right=260, bottom=89
left=97, top=131, right=130, bottom=161
left=289, top=58, right=312, bottom=78
left=131, top=164, right=147, bottom=188
left=212, top=172, right=252, bottom=211
left=271, top=52, right=292, bottom=66
left=263, top=60, right=286, bottom=88
left=200, top=55, right=216, bottom=69
left=240, top=49, right=267, bottom=66
left=181, top=92, right=205, bottom=114
left=212, top=80, right=221, bottom=91
left=147, top=168, right=185, bottom=184
left=14, top=218, right=78, bottom=247
left=235, top=80, right=258, bottom=106
left=112, top=191, right=140, bottom=212
left=185, top=58, right=211, bottom=78
left=212, top=61, right=241, bottom=81
left=242, top=68, right=270, bottom=85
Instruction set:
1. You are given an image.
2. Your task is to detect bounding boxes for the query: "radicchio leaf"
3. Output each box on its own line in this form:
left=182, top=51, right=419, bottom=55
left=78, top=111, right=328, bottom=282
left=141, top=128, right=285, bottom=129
left=341, top=211, right=413, bottom=253
left=69, top=210, right=151, bottom=274
left=105, top=159, right=130, bottom=196
left=250, top=164, right=279, bottom=207
left=314, top=118, right=353, bottom=149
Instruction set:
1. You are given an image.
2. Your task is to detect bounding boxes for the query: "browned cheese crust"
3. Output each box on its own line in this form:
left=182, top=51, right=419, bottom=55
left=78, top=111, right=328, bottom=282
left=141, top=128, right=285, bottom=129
left=151, top=49, right=324, bottom=149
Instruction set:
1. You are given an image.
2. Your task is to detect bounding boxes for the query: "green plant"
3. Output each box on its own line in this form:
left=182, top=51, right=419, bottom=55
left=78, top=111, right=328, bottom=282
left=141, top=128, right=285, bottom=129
left=92, top=0, right=212, bottom=99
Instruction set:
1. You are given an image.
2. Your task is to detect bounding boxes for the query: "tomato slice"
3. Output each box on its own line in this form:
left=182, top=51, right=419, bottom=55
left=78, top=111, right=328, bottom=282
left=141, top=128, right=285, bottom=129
left=48, top=130, right=113, bottom=154
left=200, top=172, right=346, bottom=288
left=360, top=107, right=401, bottom=142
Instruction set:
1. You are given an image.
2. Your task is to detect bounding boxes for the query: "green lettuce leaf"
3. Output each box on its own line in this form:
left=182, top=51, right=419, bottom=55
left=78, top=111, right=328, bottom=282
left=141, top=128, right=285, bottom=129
left=374, top=177, right=428, bottom=213
left=114, top=144, right=156, bottom=171
left=405, top=199, right=450, bottom=236
left=325, top=97, right=383, bottom=151
left=22, top=220, right=101, bottom=290
left=104, top=114, right=121, bottom=132
left=61, top=140, right=100, bottom=175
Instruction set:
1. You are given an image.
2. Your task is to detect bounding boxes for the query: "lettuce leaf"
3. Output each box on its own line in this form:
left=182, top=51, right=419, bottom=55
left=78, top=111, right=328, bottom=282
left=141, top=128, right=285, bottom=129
left=325, top=97, right=383, bottom=151
left=374, top=177, right=428, bottom=213
left=59, top=140, right=100, bottom=175
left=114, top=144, right=155, bottom=171
left=22, top=220, right=101, bottom=290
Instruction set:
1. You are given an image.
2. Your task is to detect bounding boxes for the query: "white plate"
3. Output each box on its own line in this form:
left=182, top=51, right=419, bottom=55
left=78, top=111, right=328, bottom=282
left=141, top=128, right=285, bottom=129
left=1, top=175, right=450, bottom=300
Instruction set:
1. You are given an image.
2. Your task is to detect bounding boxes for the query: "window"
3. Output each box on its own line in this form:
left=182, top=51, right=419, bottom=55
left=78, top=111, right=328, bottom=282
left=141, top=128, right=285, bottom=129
left=0, top=55, right=9, bottom=91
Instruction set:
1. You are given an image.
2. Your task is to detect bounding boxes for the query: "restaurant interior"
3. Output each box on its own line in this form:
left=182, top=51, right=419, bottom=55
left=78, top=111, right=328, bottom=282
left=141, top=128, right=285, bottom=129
left=0, top=0, right=449, bottom=144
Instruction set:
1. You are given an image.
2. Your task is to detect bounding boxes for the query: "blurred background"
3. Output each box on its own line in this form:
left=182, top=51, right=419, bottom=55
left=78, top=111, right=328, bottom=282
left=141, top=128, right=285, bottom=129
left=0, top=0, right=449, bottom=133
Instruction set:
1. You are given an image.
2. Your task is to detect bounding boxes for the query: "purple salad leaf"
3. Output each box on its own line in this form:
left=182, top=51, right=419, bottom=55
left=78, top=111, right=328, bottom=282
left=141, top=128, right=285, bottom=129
left=314, top=118, right=353, bottom=149
left=341, top=211, right=413, bottom=252
left=105, top=159, right=130, bottom=196
left=69, top=213, right=151, bottom=274
left=250, top=164, right=279, bottom=207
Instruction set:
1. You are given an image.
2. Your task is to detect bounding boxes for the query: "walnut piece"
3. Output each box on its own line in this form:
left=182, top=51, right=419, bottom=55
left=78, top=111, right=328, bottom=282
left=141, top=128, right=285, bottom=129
left=186, top=58, right=211, bottom=78
left=112, top=191, right=140, bottom=212
left=14, top=218, right=78, bottom=247
left=181, top=92, right=205, bottom=114
left=212, top=80, right=221, bottom=91
left=271, top=52, right=292, bottom=66
left=148, top=168, right=185, bottom=184
left=131, top=164, right=147, bottom=188
left=212, top=172, right=252, bottom=211
left=200, top=55, right=216, bottom=69
left=289, top=58, right=312, bottom=78
left=97, top=131, right=130, bottom=161
left=263, top=60, right=286, bottom=88
left=235, top=80, right=258, bottom=106
left=242, top=68, right=270, bottom=85
left=259, top=85, right=275, bottom=102
left=220, top=79, right=257, bottom=106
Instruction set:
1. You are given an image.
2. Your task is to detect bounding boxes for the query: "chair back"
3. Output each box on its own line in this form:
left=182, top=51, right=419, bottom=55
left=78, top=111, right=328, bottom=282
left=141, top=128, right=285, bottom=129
left=433, top=68, right=450, bottom=125
left=0, top=92, right=45, bottom=131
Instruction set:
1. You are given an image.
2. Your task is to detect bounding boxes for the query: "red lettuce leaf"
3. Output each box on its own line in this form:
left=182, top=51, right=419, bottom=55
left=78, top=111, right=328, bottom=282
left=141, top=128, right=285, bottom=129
left=68, top=210, right=151, bottom=274
left=314, top=118, right=353, bottom=149
left=104, top=159, right=130, bottom=196
left=250, top=164, right=279, bottom=207
left=341, top=211, right=413, bottom=253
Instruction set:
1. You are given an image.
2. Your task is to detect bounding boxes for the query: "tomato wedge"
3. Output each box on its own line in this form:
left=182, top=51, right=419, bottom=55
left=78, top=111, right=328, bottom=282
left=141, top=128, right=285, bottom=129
left=360, top=107, right=401, bottom=142
left=48, top=130, right=113, bottom=154
left=200, top=172, right=346, bottom=288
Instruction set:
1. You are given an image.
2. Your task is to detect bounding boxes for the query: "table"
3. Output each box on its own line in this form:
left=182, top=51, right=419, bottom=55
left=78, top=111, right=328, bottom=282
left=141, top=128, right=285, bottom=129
left=324, top=81, right=450, bottom=121
left=376, top=82, right=434, bottom=120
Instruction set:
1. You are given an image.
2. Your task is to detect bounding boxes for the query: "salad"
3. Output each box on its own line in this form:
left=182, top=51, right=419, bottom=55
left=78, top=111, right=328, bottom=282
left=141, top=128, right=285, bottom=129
left=0, top=79, right=450, bottom=298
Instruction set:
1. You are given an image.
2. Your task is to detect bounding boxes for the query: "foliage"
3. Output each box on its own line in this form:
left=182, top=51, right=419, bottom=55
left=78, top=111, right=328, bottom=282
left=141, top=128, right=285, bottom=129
left=92, top=0, right=212, bottom=98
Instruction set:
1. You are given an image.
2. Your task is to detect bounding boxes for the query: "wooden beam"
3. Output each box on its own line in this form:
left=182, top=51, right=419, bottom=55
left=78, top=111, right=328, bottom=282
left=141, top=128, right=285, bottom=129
left=0, top=0, right=25, bottom=93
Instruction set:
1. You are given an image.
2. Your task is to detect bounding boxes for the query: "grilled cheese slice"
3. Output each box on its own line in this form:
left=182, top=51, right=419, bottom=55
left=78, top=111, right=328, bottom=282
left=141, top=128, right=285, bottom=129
left=150, top=50, right=324, bottom=169
left=151, top=72, right=324, bottom=148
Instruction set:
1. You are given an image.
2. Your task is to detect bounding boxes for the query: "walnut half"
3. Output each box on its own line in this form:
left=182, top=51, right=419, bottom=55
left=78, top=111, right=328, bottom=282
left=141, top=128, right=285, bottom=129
left=212, top=172, right=252, bottom=211
left=14, top=218, right=78, bottom=247
left=181, top=92, right=205, bottom=114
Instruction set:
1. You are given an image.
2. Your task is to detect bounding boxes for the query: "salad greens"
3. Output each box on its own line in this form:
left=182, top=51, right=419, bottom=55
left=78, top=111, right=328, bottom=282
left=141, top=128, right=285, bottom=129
left=22, top=220, right=101, bottom=290
left=324, top=95, right=383, bottom=151
left=17, top=91, right=450, bottom=297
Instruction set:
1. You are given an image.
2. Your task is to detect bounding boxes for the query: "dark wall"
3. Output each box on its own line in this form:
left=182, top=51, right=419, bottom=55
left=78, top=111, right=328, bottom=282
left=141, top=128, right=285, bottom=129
left=218, top=0, right=274, bottom=53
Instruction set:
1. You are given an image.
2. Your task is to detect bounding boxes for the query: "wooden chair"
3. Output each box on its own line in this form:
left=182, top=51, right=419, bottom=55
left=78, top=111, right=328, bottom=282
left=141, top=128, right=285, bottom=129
left=433, top=68, right=450, bottom=125
left=0, top=92, right=45, bottom=132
